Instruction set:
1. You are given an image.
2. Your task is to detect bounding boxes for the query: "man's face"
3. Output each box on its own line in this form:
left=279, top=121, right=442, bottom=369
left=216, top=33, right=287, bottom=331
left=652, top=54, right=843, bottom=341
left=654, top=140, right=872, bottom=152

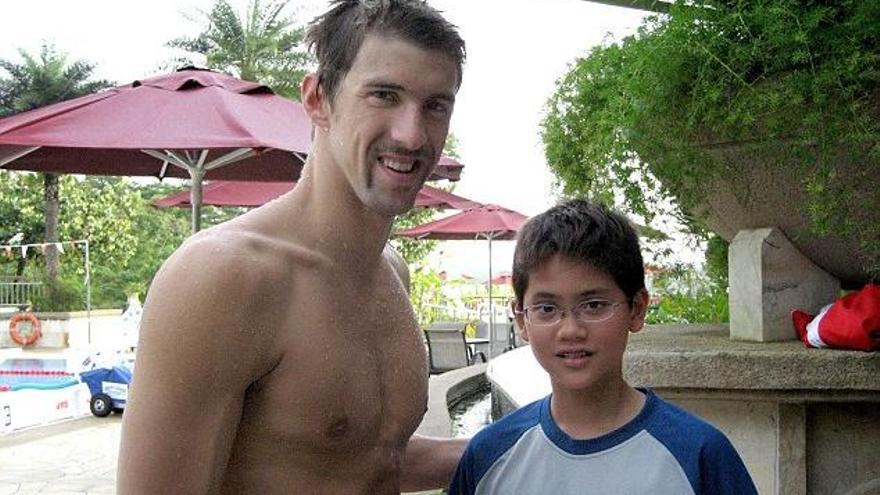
left=323, top=34, right=458, bottom=217
left=515, top=255, right=647, bottom=394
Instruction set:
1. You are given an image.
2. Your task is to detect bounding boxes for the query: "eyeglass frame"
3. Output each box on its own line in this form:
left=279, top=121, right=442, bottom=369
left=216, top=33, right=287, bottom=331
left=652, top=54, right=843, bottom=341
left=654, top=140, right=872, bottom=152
left=514, top=299, right=629, bottom=327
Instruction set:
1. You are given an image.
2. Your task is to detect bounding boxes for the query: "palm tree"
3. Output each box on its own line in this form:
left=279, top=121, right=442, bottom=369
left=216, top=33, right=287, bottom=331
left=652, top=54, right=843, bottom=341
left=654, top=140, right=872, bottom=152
left=169, top=0, right=312, bottom=100
left=0, top=44, right=111, bottom=281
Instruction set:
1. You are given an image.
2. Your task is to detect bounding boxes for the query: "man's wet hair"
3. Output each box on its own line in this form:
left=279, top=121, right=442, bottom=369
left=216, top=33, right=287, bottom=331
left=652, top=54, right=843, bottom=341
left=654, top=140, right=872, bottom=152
left=306, top=0, right=466, bottom=103
left=512, top=198, right=646, bottom=307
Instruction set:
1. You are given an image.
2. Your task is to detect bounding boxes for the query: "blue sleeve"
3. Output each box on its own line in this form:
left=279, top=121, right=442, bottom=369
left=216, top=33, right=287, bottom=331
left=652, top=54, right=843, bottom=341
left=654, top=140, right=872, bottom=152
left=700, top=429, right=758, bottom=495
left=447, top=443, right=477, bottom=495
left=447, top=398, right=546, bottom=495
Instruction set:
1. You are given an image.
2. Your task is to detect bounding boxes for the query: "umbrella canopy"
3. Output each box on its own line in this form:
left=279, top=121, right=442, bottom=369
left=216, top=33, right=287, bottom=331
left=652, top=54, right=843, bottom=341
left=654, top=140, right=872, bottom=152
left=0, top=67, right=463, bottom=232
left=152, top=180, right=481, bottom=210
left=396, top=204, right=529, bottom=338
left=396, top=204, right=527, bottom=241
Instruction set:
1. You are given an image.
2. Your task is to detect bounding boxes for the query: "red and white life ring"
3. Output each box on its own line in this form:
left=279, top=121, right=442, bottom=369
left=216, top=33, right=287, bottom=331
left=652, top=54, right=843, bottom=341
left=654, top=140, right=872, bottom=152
left=9, top=312, right=41, bottom=346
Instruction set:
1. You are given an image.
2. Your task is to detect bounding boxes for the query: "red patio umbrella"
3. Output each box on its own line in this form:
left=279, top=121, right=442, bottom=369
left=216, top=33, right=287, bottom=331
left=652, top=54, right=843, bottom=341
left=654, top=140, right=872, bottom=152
left=396, top=204, right=529, bottom=330
left=0, top=67, right=463, bottom=232
left=152, top=180, right=481, bottom=210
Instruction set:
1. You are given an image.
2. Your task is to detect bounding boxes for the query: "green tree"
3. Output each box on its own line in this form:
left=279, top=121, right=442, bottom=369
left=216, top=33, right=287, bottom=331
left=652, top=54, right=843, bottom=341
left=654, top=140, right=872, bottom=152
left=169, top=0, right=312, bottom=100
left=0, top=44, right=111, bottom=281
left=0, top=172, right=46, bottom=278
left=0, top=172, right=191, bottom=310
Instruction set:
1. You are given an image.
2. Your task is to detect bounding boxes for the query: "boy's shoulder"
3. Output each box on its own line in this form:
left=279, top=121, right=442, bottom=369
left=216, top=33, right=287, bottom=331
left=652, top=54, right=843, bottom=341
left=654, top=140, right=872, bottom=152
left=469, top=395, right=546, bottom=451
left=644, top=391, right=730, bottom=447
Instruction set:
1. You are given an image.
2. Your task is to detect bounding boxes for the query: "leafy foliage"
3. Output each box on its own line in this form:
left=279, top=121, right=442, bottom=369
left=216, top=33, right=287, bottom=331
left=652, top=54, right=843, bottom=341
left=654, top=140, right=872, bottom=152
left=0, top=44, right=110, bottom=116
left=169, top=0, right=312, bottom=99
left=0, top=173, right=190, bottom=310
left=646, top=288, right=729, bottom=325
left=646, top=266, right=729, bottom=324
left=408, top=267, right=444, bottom=329
left=390, top=205, right=438, bottom=265
left=543, top=0, right=880, bottom=276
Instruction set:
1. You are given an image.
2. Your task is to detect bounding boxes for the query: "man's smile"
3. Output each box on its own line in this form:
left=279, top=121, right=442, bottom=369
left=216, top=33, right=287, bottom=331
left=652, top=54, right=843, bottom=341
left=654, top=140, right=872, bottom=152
left=379, top=155, right=417, bottom=173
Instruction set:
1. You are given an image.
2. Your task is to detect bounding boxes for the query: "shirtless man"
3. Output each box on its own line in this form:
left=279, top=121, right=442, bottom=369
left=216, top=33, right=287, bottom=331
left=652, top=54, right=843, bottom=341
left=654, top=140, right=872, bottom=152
left=117, top=1, right=467, bottom=493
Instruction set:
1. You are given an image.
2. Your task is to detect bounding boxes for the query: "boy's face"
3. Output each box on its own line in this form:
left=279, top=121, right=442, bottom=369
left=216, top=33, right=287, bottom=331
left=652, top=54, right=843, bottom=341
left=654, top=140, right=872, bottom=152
left=319, top=34, right=458, bottom=217
left=514, top=254, right=648, bottom=394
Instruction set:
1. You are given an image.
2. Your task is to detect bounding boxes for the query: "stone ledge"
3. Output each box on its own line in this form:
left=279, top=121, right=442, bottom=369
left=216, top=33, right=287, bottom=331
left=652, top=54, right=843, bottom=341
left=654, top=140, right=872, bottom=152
left=626, top=324, right=880, bottom=393
left=416, top=363, right=487, bottom=438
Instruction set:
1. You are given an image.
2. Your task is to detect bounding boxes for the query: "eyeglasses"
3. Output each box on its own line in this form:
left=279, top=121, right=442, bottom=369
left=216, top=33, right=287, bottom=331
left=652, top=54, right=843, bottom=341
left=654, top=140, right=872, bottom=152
left=516, top=299, right=625, bottom=327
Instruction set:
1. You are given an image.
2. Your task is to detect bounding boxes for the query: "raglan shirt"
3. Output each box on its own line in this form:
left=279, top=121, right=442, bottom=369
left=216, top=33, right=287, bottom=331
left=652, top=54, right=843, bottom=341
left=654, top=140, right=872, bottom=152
left=448, top=389, right=757, bottom=495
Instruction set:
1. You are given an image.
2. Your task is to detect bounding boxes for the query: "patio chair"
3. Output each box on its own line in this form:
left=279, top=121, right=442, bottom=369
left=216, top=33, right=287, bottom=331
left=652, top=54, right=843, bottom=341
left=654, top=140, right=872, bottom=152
left=424, top=321, right=487, bottom=374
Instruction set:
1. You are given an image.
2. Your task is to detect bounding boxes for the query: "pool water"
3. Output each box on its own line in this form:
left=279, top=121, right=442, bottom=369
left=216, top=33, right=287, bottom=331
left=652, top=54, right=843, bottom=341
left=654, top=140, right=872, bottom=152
left=450, top=389, right=492, bottom=438
left=0, top=358, right=75, bottom=389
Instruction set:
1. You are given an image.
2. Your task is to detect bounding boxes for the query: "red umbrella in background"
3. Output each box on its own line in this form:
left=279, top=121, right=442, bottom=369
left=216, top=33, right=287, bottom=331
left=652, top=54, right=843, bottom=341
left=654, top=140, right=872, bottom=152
left=152, top=180, right=294, bottom=208
left=397, top=204, right=527, bottom=240
left=434, top=155, right=464, bottom=182
left=490, top=273, right=513, bottom=286
left=152, top=180, right=481, bottom=210
left=412, top=184, right=481, bottom=210
left=0, top=68, right=309, bottom=232
left=396, top=204, right=529, bottom=329
left=0, top=67, right=464, bottom=232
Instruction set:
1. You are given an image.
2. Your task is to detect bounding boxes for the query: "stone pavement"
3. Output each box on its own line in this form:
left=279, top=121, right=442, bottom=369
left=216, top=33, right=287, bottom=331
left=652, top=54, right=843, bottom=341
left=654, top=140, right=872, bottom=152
left=0, top=415, right=120, bottom=494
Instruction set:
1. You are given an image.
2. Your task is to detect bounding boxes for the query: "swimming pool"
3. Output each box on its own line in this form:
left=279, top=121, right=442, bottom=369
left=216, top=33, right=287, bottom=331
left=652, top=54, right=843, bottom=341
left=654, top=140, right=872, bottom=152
left=0, top=356, right=91, bottom=433
left=0, top=358, right=77, bottom=391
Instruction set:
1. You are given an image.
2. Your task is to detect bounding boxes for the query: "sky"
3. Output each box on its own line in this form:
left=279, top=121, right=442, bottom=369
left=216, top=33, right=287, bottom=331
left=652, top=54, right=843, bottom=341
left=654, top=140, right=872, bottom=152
left=0, top=0, right=675, bottom=279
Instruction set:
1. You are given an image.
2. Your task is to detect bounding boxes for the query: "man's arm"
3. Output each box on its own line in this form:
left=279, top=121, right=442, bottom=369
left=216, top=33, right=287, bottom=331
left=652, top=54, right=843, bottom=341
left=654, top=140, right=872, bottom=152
left=117, top=237, right=273, bottom=494
left=383, top=246, right=462, bottom=491
left=401, top=434, right=468, bottom=492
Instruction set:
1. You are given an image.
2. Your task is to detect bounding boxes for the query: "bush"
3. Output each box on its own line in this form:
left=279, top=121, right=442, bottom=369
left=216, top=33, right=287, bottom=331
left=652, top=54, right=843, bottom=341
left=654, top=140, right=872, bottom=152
left=543, top=0, right=880, bottom=276
left=647, top=288, right=729, bottom=325
left=29, top=275, right=85, bottom=312
left=646, top=265, right=729, bottom=324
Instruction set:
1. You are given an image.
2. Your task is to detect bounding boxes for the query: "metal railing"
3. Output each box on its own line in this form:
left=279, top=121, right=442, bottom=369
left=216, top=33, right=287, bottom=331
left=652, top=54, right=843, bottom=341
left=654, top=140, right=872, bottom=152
left=0, top=279, right=44, bottom=308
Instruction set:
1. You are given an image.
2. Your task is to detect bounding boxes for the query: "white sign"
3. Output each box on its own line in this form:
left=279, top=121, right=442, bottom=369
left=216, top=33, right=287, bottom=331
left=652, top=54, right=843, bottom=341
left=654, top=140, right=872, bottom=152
left=102, top=381, right=128, bottom=401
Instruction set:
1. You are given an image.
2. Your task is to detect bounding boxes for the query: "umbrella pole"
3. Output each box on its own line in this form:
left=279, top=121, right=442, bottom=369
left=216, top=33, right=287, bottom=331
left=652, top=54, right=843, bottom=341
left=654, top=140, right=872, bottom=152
left=488, top=236, right=493, bottom=357
left=84, top=239, right=91, bottom=347
left=190, top=169, right=205, bottom=233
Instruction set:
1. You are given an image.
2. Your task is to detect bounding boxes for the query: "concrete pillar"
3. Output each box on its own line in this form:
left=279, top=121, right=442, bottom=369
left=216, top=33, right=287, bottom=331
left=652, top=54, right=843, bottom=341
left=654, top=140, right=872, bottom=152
left=777, top=403, right=807, bottom=495
left=728, top=227, right=839, bottom=341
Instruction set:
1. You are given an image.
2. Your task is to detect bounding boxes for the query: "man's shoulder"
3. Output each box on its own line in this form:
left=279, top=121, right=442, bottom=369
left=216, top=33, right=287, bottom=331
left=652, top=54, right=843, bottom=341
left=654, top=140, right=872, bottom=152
left=163, top=222, right=325, bottom=284
left=382, top=243, right=409, bottom=288
left=147, top=223, right=326, bottom=332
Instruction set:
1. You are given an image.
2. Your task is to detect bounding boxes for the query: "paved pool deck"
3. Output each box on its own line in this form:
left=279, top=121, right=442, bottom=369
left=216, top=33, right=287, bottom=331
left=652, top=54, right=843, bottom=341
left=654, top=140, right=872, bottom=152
left=0, top=415, right=120, bottom=494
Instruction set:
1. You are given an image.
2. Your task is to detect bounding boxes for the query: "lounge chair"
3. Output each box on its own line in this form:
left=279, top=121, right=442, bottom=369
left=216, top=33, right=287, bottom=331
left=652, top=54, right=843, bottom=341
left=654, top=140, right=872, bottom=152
left=424, top=321, right=487, bottom=374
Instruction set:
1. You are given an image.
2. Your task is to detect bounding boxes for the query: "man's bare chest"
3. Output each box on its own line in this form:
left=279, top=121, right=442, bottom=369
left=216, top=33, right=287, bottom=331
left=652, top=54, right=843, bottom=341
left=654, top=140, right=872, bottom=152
left=236, top=276, right=429, bottom=455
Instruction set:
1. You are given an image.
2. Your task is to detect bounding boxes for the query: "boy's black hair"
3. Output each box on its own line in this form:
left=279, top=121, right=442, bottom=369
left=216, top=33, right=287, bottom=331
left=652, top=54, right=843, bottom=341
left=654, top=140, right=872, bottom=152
left=305, top=0, right=466, bottom=104
left=512, top=198, right=646, bottom=306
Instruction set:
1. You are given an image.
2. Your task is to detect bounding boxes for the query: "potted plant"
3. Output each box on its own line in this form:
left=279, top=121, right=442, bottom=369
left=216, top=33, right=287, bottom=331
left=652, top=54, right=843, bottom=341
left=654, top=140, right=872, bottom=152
left=542, top=0, right=879, bottom=287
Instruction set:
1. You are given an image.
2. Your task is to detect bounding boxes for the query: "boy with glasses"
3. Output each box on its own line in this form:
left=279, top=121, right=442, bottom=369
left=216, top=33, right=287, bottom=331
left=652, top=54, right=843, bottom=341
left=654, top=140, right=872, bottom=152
left=448, top=199, right=756, bottom=494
